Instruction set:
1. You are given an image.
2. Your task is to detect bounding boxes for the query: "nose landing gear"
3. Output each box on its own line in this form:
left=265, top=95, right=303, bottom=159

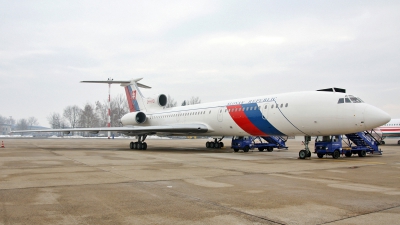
left=299, top=136, right=312, bottom=159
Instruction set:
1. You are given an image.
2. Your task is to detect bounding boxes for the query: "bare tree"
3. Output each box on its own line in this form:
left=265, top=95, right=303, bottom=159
left=47, top=112, right=67, bottom=129
left=165, top=95, right=177, bottom=108
left=8, top=116, right=15, bottom=126
left=27, top=117, right=38, bottom=129
left=63, top=105, right=81, bottom=128
left=1, top=116, right=15, bottom=126
left=110, top=94, right=128, bottom=127
left=0, top=115, right=6, bottom=124
left=16, top=118, right=29, bottom=130
left=95, top=100, right=108, bottom=126
left=79, top=103, right=100, bottom=128
left=186, top=96, right=201, bottom=105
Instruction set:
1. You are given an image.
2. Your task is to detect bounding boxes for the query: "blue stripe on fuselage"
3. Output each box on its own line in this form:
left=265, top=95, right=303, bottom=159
left=242, top=103, right=284, bottom=135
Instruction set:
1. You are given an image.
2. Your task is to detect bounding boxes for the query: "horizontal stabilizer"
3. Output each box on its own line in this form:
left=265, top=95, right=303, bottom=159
left=80, top=78, right=151, bottom=89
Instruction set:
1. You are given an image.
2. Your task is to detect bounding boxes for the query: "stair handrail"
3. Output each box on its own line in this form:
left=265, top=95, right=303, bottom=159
left=365, top=129, right=384, bottom=145
left=343, top=134, right=354, bottom=148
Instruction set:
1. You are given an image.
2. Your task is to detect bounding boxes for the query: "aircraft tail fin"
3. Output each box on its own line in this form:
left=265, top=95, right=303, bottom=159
left=121, top=78, right=151, bottom=112
left=81, top=78, right=151, bottom=112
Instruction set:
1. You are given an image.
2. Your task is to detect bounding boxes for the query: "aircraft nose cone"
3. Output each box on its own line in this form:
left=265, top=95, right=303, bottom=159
left=364, top=105, right=391, bottom=129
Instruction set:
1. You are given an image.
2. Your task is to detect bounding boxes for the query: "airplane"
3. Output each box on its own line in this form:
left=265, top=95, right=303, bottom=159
left=12, top=78, right=391, bottom=159
left=373, top=119, right=400, bottom=144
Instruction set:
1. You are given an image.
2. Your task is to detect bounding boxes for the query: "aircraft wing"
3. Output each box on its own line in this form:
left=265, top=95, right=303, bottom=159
left=11, top=124, right=210, bottom=136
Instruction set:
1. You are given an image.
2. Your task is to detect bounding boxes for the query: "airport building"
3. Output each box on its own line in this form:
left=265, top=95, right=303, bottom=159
left=0, top=123, right=11, bottom=135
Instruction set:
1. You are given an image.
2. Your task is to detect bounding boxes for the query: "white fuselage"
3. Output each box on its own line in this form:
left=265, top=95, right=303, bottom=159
left=374, top=119, right=400, bottom=137
left=121, top=91, right=390, bottom=137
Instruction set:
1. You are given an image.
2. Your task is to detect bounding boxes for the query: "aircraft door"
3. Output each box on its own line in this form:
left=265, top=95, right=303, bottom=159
left=217, top=107, right=224, bottom=122
left=261, top=103, right=270, bottom=120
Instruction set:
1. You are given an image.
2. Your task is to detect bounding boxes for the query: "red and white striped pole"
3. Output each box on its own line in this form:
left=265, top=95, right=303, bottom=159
left=107, top=80, right=111, bottom=139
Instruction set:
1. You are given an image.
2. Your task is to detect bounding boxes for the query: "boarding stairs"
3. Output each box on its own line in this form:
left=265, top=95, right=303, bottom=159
left=344, top=131, right=382, bottom=154
left=261, top=136, right=288, bottom=149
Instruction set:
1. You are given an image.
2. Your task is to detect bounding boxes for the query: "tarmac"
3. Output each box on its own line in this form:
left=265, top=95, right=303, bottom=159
left=0, top=137, right=399, bottom=225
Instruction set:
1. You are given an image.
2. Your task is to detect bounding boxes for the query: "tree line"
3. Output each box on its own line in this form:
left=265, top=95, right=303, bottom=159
left=0, top=115, right=38, bottom=130
left=48, top=94, right=128, bottom=129
left=1, top=94, right=201, bottom=130
left=48, top=94, right=201, bottom=129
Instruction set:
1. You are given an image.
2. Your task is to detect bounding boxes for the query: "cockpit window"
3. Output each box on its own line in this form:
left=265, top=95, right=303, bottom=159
left=348, top=95, right=364, bottom=103
left=338, top=95, right=364, bottom=104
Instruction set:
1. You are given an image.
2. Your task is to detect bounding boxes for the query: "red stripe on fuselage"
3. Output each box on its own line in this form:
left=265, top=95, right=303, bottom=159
left=227, top=105, right=266, bottom=136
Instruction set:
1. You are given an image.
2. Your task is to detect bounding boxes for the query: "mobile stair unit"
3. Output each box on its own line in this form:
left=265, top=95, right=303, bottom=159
left=314, top=131, right=382, bottom=159
left=231, top=136, right=288, bottom=152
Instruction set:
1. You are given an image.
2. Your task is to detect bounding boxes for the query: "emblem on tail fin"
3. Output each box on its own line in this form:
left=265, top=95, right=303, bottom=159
left=132, top=90, right=137, bottom=100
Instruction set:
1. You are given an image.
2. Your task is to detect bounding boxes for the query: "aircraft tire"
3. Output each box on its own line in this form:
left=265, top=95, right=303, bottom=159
left=345, top=151, right=352, bottom=157
left=358, top=150, right=366, bottom=157
left=243, top=146, right=249, bottom=152
left=267, top=147, right=273, bottom=152
left=307, top=151, right=311, bottom=157
left=233, top=148, right=239, bottom=152
left=134, top=142, right=138, bottom=149
left=206, top=142, right=210, bottom=148
left=142, top=142, right=147, bottom=150
left=214, top=142, right=220, bottom=149
left=381, top=141, right=385, bottom=145
left=220, top=142, right=224, bottom=148
left=317, top=153, right=324, bottom=158
left=398, top=140, right=400, bottom=145
left=332, top=150, right=340, bottom=159
left=299, top=150, right=307, bottom=159
left=130, top=142, right=134, bottom=150
left=138, top=142, right=142, bottom=150
left=258, top=148, right=264, bottom=152
left=210, top=142, right=215, bottom=148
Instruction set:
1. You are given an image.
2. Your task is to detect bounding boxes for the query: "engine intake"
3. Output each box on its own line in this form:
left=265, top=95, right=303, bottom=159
left=135, top=111, right=147, bottom=124
left=121, top=111, right=147, bottom=125
left=158, top=94, right=167, bottom=107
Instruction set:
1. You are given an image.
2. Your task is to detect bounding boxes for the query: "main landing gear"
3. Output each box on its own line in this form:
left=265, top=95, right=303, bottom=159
left=206, top=137, right=224, bottom=149
left=130, top=135, right=147, bottom=150
left=299, top=136, right=312, bottom=159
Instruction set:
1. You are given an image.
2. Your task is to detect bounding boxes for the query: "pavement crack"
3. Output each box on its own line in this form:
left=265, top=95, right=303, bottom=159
left=320, top=204, right=400, bottom=224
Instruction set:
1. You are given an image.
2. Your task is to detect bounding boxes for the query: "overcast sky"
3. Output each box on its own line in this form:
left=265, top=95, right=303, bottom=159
left=1, top=0, right=399, bottom=127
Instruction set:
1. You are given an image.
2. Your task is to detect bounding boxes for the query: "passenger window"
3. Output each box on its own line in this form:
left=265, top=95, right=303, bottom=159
left=285, top=103, right=288, bottom=107
left=271, top=105, right=274, bottom=109
left=264, top=105, right=267, bottom=109
left=276, top=104, right=279, bottom=108
left=280, top=104, right=283, bottom=108
left=338, top=98, right=344, bottom=104
left=345, top=98, right=351, bottom=103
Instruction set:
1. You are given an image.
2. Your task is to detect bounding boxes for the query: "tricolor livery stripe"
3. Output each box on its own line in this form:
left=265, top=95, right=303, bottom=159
left=379, top=127, right=400, bottom=135
left=124, top=86, right=140, bottom=112
left=227, top=103, right=284, bottom=136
